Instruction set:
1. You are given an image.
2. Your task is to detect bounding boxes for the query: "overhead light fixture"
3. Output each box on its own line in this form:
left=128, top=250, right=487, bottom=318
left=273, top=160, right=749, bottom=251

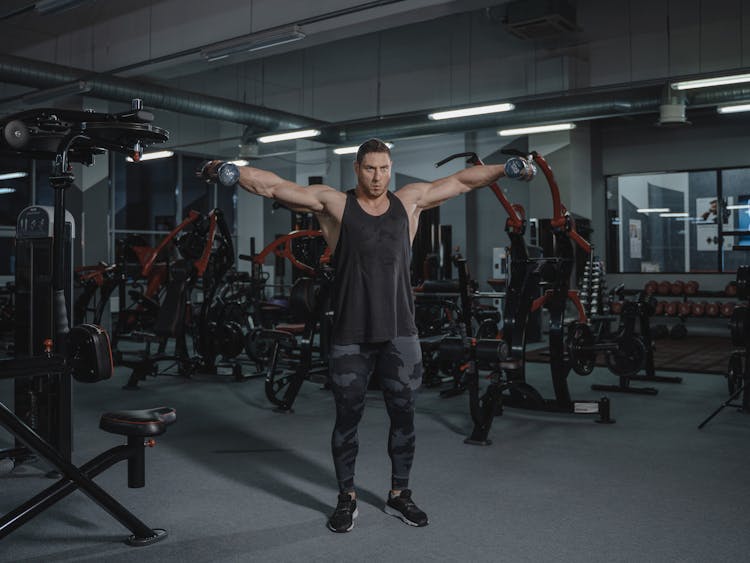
left=0, top=187, right=17, bottom=195
left=229, top=159, right=249, bottom=166
left=498, top=123, right=576, bottom=136
left=637, top=208, right=670, bottom=214
left=125, top=150, right=174, bottom=163
left=659, top=212, right=689, bottom=218
left=333, top=142, right=394, bottom=155
left=672, top=73, right=750, bottom=90
left=201, top=25, right=306, bottom=62
left=21, top=81, right=91, bottom=105
left=257, top=129, right=321, bottom=144
left=717, top=102, right=750, bottom=114
left=35, top=0, right=90, bottom=14
left=0, top=172, right=28, bottom=181
left=428, top=103, right=515, bottom=121
left=727, top=204, right=750, bottom=210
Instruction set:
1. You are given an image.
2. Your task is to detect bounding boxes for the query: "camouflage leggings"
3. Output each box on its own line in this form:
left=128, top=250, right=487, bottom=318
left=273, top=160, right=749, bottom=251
left=329, top=336, right=423, bottom=493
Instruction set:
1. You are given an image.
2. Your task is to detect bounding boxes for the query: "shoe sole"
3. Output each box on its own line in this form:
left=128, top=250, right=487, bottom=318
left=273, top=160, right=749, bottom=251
left=327, top=508, right=358, bottom=533
left=384, top=505, right=428, bottom=527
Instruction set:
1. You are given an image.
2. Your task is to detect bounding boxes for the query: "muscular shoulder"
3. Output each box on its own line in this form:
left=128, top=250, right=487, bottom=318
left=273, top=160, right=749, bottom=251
left=311, top=185, right=347, bottom=219
left=394, top=182, right=430, bottom=209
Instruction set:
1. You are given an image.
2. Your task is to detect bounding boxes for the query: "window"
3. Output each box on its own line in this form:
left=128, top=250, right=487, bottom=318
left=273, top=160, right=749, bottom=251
left=114, top=154, right=177, bottom=232
left=0, top=157, right=32, bottom=227
left=607, top=167, right=750, bottom=273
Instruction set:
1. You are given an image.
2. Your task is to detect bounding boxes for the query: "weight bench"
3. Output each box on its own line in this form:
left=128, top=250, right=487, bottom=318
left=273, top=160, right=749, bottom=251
left=0, top=401, right=176, bottom=545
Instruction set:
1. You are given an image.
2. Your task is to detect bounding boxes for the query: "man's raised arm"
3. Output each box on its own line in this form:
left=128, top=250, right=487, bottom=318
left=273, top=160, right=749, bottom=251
left=399, top=156, right=535, bottom=210
left=198, top=160, right=341, bottom=215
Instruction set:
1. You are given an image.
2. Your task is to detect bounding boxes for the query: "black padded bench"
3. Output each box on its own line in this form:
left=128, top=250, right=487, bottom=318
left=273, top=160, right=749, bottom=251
left=0, top=404, right=177, bottom=546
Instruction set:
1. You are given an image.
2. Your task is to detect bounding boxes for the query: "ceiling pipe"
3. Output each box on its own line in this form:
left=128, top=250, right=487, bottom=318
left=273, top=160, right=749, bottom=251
left=306, top=86, right=665, bottom=144
left=0, top=53, right=324, bottom=132
left=3, top=53, right=750, bottom=151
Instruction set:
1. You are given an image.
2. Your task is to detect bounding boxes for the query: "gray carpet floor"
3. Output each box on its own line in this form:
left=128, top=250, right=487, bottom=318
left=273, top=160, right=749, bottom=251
left=1, top=360, right=749, bottom=562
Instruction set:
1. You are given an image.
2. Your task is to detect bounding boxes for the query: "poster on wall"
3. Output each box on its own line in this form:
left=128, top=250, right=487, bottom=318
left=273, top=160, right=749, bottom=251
left=629, top=218, right=642, bottom=259
left=696, top=196, right=733, bottom=251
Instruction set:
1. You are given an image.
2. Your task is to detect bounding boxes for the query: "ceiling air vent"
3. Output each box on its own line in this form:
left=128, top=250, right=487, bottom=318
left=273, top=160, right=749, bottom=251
left=503, top=0, right=578, bottom=40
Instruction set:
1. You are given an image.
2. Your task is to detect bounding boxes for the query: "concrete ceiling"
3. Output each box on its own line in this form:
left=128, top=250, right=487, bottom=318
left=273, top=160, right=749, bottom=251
left=1, top=0, right=749, bottom=157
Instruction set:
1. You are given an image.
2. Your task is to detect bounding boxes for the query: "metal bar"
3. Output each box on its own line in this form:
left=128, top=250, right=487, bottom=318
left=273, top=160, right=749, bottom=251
left=0, top=401, right=157, bottom=540
left=0, top=444, right=131, bottom=537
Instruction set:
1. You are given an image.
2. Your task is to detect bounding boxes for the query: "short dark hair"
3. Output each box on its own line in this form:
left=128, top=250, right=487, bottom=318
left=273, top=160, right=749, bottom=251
left=356, top=138, right=391, bottom=164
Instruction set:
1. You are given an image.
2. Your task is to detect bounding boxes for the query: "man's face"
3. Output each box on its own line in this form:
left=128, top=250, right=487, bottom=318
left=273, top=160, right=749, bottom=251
left=354, top=152, right=391, bottom=198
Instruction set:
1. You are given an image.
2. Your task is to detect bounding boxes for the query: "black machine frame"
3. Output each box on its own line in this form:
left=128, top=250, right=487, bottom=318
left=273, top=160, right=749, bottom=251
left=0, top=100, right=176, bottom=545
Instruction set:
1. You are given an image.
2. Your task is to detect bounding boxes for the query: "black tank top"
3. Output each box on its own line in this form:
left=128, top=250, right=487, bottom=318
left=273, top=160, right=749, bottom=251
left=331, top=189, right=417, bottom=344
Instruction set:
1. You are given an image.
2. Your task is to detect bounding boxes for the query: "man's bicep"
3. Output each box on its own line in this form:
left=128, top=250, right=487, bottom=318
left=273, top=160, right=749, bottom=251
left=273, top=182, right=336, bottom=213
left=407, top=177, right=468, bottom=209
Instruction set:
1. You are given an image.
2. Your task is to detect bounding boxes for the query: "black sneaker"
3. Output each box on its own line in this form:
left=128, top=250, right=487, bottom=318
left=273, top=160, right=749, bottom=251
left=384, top=489, right=428, bottom=527
left=327, top=493, right=358, bottom=533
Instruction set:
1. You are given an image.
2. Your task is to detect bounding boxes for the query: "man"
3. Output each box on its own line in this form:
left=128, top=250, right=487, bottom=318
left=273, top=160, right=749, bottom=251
left=200, top=139, right=535, bottom=533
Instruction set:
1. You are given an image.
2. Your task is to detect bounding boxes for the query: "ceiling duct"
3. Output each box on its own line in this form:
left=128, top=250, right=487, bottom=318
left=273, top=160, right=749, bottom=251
left=503, top=0, right=578, bottom=40
left=0, top=54, right=324, bottom=132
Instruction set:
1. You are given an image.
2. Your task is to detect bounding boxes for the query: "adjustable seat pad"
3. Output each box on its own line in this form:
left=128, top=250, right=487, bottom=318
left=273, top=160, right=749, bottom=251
left=99, top=407, right=176, bottom=437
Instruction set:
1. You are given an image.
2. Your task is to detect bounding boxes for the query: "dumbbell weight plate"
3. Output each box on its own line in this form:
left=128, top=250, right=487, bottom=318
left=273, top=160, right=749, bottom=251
left=566, top=322, right=596, bottom=376
left=670, top=281, right=685, bottom=296
left=720, top=302, right=735, bottom=317
left=3, top=120, right=30, bottom=149
left=727, top=352, right=743, bottom=395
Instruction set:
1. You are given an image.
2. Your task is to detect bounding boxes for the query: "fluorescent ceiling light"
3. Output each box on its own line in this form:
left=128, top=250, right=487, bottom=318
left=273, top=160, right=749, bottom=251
left=0, top=172, right=28, bottom=180
left=428, top=103, right=515, bottom=121
left=257, top=129, right=321, bottom=144
left=202, top=25, right=306, bottom=61
left=125, top=150, right=174, bottom=163
left=0, top=187, right=16, bottom=195
left=659, top=212, right=689, bottom=217
left=333, top=142, right=394, bottom=155
left=229, top=159, right=249, bottom=166
left=498, top=123, right=576, bottom=136
left=717, top=102, right=750, bottom=114
left=727, top=204, right=750, bottom=210
left=672, top=73, right=750, bottom=90
left=637, top=208, right=670, bottom=214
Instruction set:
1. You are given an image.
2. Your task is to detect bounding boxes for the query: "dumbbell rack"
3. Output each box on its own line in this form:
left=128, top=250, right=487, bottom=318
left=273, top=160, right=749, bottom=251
left=646, top=280, right=739, bottom=341
left=579, top=253, right=606, bottom=318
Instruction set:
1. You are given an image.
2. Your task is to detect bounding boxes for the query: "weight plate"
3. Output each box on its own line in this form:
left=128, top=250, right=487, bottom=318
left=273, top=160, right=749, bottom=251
left=605, top=336, right=646, bottom=377
left=567, top=322, right=596, bottom=376
left=727, top=352, right=743, bottom=395
left=730, top=305, right=748, bottom=347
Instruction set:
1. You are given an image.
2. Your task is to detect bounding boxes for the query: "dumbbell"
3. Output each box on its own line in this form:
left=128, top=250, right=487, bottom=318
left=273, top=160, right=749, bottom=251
left=685, top=280, right=699, bottom=295
left=644, top=280, right=658, bottom=295
left=705, top=302, right=720, bottom=317
left=691, top=301, right=706, bottom=317
left=664, top=302, right=679, bottom=316
left=658, top=281, right=671, bottom=295
left=725, top=282, right=738, bottom=297
left=654, top=301, right=665, bottom=315
left=678, top=302, right=692, bottom=317
left=671, top=281, right=685, bottom=296
left=721, top=302, right=736, bottom=317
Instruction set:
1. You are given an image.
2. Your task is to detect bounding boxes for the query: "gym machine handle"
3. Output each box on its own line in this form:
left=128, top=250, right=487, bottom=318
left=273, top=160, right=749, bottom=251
left=251, top=229, right=331, bottom=275
left=140, top=210, right=201, bottom=277
left=504, top=149, right=591, bottom=255
left=435, top=151, right=525, bottom=234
